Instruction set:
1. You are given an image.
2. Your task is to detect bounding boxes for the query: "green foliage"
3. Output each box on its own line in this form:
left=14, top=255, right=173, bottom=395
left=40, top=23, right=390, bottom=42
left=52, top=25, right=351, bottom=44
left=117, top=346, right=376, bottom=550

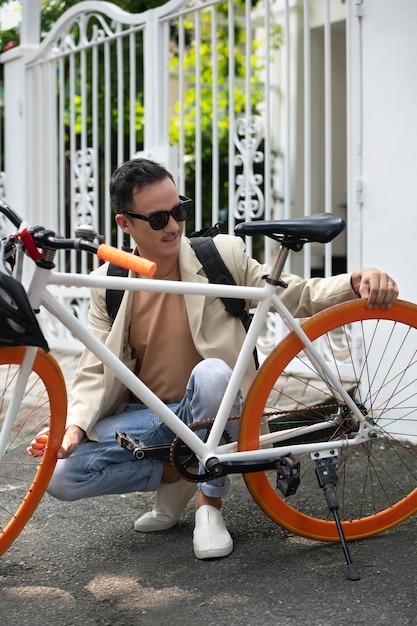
left=0, top=1, right=165, bottom=52
left=0, top=25, right=18, bottom=52
left=169, top=3, right=282, bottom=228
left=0, top=0, right=282, bottom=236
left=0, top=0, right=164, bottom=170
left=37, top=0, right=167, bottom=35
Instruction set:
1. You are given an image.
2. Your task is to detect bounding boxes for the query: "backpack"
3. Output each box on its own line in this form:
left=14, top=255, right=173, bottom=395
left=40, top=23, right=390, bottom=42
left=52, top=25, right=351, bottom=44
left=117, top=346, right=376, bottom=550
left=105, top=225, right=259, bottom=368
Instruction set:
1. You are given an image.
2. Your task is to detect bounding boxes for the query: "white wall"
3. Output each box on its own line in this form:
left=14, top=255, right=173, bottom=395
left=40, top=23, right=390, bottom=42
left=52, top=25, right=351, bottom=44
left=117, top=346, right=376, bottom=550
left=358, top=0, right=417, bottom=302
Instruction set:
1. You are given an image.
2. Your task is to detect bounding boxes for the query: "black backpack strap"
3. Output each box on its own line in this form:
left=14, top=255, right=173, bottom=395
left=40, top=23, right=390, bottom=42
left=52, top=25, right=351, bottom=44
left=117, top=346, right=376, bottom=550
left=106, top=263, right=129, bottom=321
left=190, top=236, right=259, bottom=368
left=190, top=237, right=245, bottom=318
left=189, top=222, right=222, bottom=239
left=105, top=246, right=133, bottom=321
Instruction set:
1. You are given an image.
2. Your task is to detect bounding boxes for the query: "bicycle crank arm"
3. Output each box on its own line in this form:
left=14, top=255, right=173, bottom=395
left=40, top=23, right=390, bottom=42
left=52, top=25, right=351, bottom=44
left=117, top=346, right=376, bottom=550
left=212, top=455, right=301, bottom=497
left=205, top=457, right=288, bottom=477
left=115, top=430, right=171, bottom=461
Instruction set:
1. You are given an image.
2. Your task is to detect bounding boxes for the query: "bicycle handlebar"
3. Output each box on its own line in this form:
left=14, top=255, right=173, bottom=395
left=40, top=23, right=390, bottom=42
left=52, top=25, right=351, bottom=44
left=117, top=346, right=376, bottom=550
left=0, top=200, right=157, bottom=277
left=0, top=199, right=24, bottom=228
left=97, top=244, right=156, bottom=276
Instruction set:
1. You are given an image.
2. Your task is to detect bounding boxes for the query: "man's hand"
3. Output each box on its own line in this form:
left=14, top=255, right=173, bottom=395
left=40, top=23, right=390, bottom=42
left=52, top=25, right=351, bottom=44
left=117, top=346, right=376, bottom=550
left=26, top=429, right=49, bottom=457
left=56, top=425, right=86, bottom=459
left=27, top=424, right=86, bottom=460
left=351, top=268, right=398, bottom=309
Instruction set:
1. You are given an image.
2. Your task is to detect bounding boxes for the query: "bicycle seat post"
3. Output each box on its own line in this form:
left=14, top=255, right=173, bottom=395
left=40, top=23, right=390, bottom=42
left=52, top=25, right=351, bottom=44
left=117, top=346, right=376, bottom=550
left=267, top=244, right=291, bottom=287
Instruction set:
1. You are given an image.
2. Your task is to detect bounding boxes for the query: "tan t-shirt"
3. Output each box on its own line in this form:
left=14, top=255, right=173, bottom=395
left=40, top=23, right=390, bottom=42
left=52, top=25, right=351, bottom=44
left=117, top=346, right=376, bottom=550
left=129, top=266, right=202, bottom=403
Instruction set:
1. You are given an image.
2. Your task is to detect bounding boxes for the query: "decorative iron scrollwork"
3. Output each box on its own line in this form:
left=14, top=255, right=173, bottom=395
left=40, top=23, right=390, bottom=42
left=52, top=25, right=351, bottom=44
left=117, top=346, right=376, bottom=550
left=234, top=115, right=265, bottom=220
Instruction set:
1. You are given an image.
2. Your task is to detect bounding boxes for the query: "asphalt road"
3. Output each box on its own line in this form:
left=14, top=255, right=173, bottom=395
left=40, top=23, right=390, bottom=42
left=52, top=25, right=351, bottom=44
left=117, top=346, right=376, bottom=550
left=1, top=352, right=416, bottom=625
left=1, top=473, right=416, bottom=626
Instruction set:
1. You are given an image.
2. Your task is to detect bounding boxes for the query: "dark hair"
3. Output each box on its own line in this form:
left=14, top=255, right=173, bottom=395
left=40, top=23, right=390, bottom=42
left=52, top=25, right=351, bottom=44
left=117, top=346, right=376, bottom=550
left=110, top=158, right=175, bottom=214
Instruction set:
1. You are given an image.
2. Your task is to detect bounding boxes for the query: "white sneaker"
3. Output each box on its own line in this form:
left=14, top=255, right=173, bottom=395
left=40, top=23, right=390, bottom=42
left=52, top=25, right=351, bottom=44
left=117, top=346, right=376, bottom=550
left=193, top=505, right=233, bottom=559
left=134, top=480, right=197, bottom=532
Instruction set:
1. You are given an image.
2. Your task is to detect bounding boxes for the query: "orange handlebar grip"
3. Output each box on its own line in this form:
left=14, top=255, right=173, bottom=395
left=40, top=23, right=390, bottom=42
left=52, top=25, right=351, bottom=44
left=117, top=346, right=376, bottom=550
left=97, top=244, right=157, bottom=277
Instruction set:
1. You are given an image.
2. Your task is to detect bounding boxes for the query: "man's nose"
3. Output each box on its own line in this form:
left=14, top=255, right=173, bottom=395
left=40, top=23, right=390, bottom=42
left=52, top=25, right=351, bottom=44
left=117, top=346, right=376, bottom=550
left=166, top=213, right=180, bottom=229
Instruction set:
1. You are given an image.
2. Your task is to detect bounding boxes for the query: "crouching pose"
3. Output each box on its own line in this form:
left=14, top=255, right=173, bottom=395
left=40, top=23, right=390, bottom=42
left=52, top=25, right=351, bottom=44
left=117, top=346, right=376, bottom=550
left=29, top=158, right=398, bottom=559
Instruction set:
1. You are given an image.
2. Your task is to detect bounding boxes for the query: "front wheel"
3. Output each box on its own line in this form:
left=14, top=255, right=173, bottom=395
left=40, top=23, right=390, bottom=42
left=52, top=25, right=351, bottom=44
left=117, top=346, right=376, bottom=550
left=0, top=347, right=67, bottom=556
left=239, top=299, right=417, bottom=541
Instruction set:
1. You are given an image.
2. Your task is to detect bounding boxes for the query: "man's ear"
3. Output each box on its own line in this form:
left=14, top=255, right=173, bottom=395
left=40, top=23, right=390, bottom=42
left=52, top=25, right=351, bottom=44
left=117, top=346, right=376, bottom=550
left=115, top=213, right=131, bottom=234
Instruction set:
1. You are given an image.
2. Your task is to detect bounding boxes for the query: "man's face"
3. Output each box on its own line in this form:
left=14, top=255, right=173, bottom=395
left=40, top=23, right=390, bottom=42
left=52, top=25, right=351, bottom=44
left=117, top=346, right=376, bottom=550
left=115, top=177, right=184, bottom=264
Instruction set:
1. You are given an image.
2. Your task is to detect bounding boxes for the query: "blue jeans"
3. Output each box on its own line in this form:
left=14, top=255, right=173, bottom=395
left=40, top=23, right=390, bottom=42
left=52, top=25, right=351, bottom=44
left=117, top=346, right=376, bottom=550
left=47, top=358, right=242, bottom=501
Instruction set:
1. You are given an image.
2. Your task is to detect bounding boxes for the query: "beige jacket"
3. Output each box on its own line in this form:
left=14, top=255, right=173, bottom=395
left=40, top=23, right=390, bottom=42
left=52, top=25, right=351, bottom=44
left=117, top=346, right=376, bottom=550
left=66, top=235, right=357, bottom=440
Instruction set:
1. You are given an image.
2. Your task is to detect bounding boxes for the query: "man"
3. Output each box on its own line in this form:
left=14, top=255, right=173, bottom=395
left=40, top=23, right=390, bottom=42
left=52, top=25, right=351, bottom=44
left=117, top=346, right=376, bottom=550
left=36, top=158, right=398, bottom=559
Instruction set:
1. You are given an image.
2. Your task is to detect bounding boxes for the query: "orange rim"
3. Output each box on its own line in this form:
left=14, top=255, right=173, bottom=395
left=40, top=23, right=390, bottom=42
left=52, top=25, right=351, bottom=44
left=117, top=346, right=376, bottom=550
left=239, top=300, right=417, bottom=541
left=0, top=347, right=66, bottom=555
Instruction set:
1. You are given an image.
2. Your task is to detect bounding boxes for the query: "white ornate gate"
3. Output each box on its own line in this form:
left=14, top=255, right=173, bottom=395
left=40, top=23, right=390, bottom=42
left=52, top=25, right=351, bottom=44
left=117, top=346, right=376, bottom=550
left=1, top=0, right=350, bottom=350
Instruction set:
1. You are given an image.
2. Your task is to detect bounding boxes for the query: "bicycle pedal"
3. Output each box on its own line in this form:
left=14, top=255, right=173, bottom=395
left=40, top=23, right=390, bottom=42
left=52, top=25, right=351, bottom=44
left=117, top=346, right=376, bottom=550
left=276, top=453, right=300, bottom=497
left=115, top=430, right=171, bottom=460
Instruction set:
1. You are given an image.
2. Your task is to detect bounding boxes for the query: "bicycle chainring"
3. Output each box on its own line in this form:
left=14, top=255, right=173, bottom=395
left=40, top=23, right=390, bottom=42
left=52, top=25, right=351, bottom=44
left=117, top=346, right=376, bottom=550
left=170, top=417, right=238, bottom=482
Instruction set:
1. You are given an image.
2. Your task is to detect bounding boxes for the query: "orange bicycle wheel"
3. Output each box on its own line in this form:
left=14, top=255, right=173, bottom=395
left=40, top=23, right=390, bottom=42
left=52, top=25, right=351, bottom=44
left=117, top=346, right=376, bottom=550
left=0, top=346, right=66, bottom=555
left=239, top=299, right=417, bottom=541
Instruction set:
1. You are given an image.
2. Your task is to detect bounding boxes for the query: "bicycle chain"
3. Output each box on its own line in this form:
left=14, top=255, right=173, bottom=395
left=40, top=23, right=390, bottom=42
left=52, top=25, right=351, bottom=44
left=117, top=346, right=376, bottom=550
left=170, top=404, right=348, bottom=482
left=264, top=402, right=340, bottom=418
left=170, top=417, right=239, bottom=483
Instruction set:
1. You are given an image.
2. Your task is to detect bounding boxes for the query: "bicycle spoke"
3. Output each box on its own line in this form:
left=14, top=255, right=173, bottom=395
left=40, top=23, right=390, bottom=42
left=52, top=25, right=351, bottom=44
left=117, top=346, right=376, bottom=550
left=240, top=301, right=417, bottom=541
left=0, top=348, right=66, bottom=556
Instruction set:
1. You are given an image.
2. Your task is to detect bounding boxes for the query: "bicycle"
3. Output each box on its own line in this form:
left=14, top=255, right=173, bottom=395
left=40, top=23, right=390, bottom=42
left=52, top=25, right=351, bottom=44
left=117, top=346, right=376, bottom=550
left=0, top=199, right=416, bottom=581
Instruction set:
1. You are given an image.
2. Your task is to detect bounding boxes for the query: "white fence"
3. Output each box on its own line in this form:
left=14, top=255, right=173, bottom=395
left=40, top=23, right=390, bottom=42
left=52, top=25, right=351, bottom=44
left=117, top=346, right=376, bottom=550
left=1, top=0, right=352, bottom=349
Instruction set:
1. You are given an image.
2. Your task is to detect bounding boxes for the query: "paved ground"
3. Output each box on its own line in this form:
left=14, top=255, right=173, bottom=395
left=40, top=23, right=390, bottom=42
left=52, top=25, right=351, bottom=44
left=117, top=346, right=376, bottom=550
left=1, top=351, right=416, bottom=625
left=1, top=480, right=416, bottom=626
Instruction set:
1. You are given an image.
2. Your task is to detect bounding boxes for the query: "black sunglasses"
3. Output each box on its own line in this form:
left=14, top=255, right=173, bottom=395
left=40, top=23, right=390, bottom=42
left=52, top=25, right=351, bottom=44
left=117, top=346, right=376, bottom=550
left=122, top=195, right=192, bottom=230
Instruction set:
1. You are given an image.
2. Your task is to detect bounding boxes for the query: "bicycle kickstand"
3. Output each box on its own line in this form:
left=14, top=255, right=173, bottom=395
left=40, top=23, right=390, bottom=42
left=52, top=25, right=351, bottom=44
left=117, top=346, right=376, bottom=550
left=314, top=454, right=361, bottom=581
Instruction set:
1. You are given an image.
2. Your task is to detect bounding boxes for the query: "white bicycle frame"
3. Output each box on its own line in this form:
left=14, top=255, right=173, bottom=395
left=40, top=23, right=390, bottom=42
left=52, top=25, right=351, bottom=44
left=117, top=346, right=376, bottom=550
left=8, top=241, right=378, bottom=474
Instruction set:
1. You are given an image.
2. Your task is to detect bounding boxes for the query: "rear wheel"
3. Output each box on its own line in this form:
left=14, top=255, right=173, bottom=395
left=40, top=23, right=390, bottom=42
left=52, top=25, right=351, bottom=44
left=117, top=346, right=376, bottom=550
left=0, top=347, right=66, bottom=555
left=239, top=300, right=417, bottom=541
